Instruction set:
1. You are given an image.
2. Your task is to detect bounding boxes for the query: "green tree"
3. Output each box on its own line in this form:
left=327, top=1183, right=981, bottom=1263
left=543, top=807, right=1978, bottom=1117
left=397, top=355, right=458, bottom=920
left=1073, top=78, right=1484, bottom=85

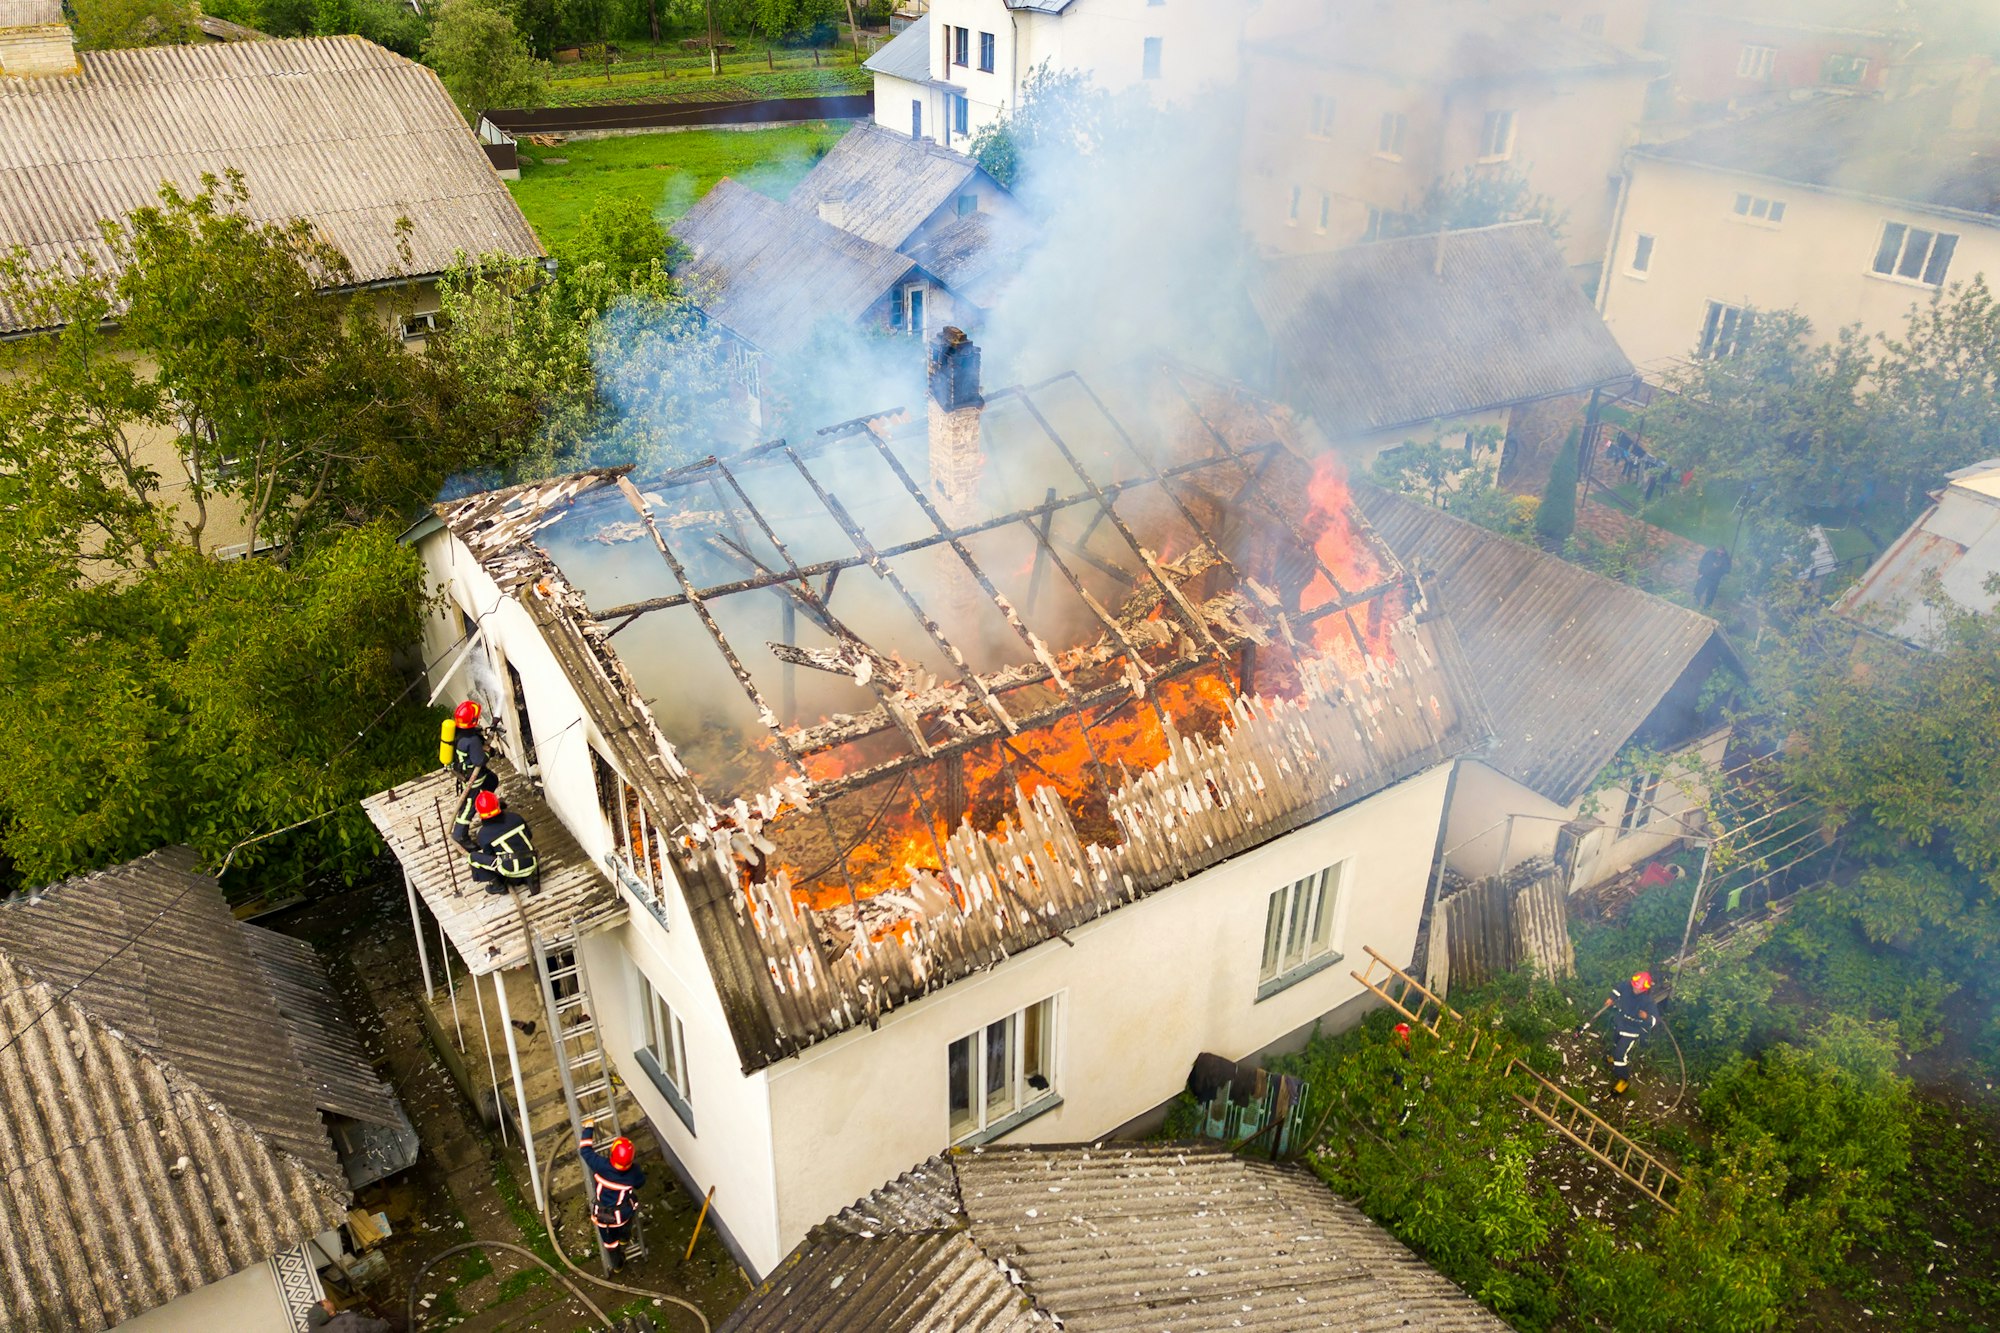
left=423, top=0, right=549, bottom=122
left=70, top=0, right=199, bottom=47
left=1386, top=166, right=1566, bottom=241
left=1535, top=428, right=1578, bottom=546
left=557, top=195, right=668, bottom=284
left=0, top=173, right=469, bottom=565
left=968, top=62, right=1121, bottom=192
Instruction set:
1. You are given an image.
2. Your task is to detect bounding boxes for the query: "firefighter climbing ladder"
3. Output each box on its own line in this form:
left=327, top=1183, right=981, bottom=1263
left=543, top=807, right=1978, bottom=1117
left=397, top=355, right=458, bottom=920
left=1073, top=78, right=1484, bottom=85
left=531, top=922, right=646, bottom=1268
left=1352, top=944, right=1683, bottom=1212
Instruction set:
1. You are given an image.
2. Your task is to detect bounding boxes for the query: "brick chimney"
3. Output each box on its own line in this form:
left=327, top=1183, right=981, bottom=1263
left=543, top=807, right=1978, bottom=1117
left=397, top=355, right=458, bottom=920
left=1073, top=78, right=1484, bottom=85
left=0, top=0, right=78, bottom=78
left=927, top=326, right=984, bottom=522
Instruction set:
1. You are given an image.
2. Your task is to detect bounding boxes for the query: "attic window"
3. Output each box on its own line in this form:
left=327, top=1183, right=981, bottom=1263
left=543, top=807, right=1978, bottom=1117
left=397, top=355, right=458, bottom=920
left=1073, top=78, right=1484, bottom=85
left=1731, top=192, right=1786, bottom=224
left=956, top=192, right=978, bottom=217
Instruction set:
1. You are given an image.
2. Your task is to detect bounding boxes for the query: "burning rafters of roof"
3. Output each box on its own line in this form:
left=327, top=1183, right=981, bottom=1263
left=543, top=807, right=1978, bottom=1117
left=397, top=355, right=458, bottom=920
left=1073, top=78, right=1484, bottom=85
left=432, top=364, right=1487, bottom=1069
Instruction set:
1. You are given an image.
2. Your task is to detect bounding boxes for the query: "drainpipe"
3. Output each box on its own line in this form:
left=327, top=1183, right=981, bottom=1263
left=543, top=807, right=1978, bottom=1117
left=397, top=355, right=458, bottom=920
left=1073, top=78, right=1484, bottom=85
left=494, top=972, right=546, bottom=1210
left=1596, top=156, right=1632, bottom=314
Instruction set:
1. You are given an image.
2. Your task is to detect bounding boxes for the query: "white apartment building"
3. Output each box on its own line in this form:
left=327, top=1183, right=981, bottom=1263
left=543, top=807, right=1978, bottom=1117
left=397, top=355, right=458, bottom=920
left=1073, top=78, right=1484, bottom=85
left=866, top=0, right=1249, bottom=146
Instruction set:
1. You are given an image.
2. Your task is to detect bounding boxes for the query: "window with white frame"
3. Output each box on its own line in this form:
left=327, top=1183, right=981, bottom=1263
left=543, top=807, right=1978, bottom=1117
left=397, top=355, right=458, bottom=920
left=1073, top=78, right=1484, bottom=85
left=1872, top=222, right=1958, bottom=286
left=1317, top=192, right=1331, bottom=233
left=1618, top=770, right=1663, bottom=836
left=1737, top=44, right=1776, bottom=78
left=1377, top=111, right=1407, bottom=157
left=593, top=748, right=667, bottom=913
left=1698, top=300, right=1751, bottom=359
left=1309, top=93, right=1335, bottom=137
left=978, top=30, right=995, bottom=72
left=900, top=283, right=927, bottom=336
left=1732, top=192, right=1786, bottom=224
left=1824, top=52, right=1868, bottom=84
left=399, top=310, right=440, bottom=341
left=1142, top=36, right=1162, bottom=79
left=1259, top=863, right=1346, bottom=989
left=951, top=93, right=969, bottom=138
left=952, top=24, right=968, bottom=66
left=948, top=996, right=1057, bottom=1143
left=636, top=973, right=693, bottom=1126
left=1630, top=233, right=1655, bottom=273
left=1478, top=108, right=1516, bottom=160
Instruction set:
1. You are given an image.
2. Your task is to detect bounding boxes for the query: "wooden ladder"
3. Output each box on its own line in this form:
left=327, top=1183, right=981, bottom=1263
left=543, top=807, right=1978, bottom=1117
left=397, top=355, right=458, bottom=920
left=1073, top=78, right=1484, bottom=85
left=532, top=923, right=647, bottom=1267
left=1350, top=944, right=1682, bottom=1212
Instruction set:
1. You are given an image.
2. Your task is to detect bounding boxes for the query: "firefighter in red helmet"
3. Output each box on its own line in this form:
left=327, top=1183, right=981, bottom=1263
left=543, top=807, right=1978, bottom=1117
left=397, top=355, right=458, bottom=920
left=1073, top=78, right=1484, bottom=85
left=579, top=1123, right=645, bottom=1270
left=445, top=700, right=499, bottom=850
left=467, top=790, right=538, bottom=894
left=1579, top=971, right=1659, bottom=1093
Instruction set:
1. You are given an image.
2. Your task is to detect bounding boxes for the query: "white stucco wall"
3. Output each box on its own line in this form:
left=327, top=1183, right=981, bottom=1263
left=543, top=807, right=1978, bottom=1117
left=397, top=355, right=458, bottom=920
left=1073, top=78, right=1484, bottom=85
left=114, top=1258, right=293, bottom=1333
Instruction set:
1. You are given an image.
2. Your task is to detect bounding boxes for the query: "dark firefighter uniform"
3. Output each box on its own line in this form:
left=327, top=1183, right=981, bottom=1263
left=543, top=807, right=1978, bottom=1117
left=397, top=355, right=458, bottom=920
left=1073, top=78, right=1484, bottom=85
left=468, top=808, right=538, bottom=894
left=450, top=725, right=499, bottom=850
left=579, top=1127, right=644, bottom=1268
left=1607, top=978, right=1659, bottom=1072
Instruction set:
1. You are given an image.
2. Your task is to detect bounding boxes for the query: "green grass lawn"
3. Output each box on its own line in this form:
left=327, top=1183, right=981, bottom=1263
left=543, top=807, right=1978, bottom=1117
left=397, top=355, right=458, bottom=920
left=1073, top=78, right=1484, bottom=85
left=505, top=123, right=853, bottom=257
left=544, top=36, right=873, bottom=106
left=1606, top=472, right=1903, bottom=584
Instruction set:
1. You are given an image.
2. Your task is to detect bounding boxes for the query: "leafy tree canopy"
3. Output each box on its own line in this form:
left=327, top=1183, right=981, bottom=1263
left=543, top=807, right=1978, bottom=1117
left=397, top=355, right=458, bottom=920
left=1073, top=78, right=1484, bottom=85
left=70, top=0, right=199, bottom=48
left=424, top=0, right=549, bottom=121
left=1385, top=166, right=1566, bottom=241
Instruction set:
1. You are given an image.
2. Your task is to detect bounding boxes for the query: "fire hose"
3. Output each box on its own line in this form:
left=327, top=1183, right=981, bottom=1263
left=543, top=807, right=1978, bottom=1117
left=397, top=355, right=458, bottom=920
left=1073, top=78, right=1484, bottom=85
left=540, top=1135, right=714, bottom=1333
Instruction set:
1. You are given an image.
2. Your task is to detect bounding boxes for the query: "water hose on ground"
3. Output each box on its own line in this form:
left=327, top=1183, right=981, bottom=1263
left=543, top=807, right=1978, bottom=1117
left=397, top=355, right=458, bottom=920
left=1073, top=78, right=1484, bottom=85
left=406, top=1240, right=614, bottom=1330
left=541, top=1135, right=715, bottom=1333
left=1658, top=1008, right=1690, bottom=1113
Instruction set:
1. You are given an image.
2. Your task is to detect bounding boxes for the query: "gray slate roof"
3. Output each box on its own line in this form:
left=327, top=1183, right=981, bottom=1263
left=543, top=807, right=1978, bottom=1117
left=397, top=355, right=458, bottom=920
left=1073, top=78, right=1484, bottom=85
left=672, top=178, right=919, bottom=355
left=0, top=36, right=544, bottom=334
left=1358, top=486, right=1728, bottom=804
left=788, top=121, right=987, bottom=249
left=1253, top=222, right=1634, bottom=439
left=864, top=13, right=932, bottom=84
left=0, top=849, right=356, bottom=1332
left=1636, top=89, right=2000, bottom=219
left=904, top=207, right=1037, bottom=308
left=724, top=1143, right=1511, bottom=1332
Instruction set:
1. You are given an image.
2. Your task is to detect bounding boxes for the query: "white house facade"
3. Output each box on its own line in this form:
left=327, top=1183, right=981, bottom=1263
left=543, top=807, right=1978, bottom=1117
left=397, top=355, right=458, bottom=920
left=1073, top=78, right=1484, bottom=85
left=382, top=350, right=1487, bottom=1278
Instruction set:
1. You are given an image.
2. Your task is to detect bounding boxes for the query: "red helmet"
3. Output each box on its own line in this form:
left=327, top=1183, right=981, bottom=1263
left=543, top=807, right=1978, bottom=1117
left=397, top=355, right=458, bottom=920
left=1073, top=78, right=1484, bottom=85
left=608, top=1137, right=635, bottom=1171
left=1391, top=1022, right=1412, bottom=1045
left=474, top=790, right=502, bottom=818
left=1631, top=971, right=1654, bottom=993
left=454, top=700, right=481, bottom=727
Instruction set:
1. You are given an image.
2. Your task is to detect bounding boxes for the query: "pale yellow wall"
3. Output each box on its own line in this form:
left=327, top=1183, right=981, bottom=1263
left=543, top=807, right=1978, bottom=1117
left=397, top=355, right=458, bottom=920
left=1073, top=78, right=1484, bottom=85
left=1599, top=156, right=2000, bottom=375
left=1242, top=52, right=1655, bottom=271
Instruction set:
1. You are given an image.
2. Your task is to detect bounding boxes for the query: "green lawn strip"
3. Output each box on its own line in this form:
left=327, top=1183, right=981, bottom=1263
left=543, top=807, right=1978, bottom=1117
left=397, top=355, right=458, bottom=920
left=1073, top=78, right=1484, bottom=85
left=546, top=66, right=871, bottom=106
left=506, top=125, right=847, bottom=256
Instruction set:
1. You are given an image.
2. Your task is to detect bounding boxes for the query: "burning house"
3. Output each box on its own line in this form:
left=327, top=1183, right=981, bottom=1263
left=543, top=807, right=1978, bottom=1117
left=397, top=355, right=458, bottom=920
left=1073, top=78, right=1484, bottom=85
left=368, top=332, right=1488, bottom=1276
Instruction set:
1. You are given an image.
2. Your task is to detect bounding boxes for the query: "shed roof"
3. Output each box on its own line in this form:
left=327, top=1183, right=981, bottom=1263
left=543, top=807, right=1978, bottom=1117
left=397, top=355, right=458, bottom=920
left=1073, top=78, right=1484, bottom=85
left=360, top=760, right=622, bottom=976
left=1357, top=486, right=1728, bottom=804
left=1252, top=223, right=1634, bottom=440
left=788, top=121, right=988, bottom=249
left=0, top=851, right=355, bottom=1332
left=863, top=14, right=933, bottom=85
left=1836, top=459, right=2000, bottom=646
left=723, top=1143, right=1511, bottom=1331
left=671, top=178, right=919, bottom=355
left=1636, top=89, right=2000, bottom=219
left=0, top=35, right=544, bottom=334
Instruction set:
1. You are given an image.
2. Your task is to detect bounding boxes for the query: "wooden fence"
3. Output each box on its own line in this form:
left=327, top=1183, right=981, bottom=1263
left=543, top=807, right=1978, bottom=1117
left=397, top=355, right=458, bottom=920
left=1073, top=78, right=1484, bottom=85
left=478, top=93, right=873, bottom=141
left=1429, top=858, right=1575, bottom=994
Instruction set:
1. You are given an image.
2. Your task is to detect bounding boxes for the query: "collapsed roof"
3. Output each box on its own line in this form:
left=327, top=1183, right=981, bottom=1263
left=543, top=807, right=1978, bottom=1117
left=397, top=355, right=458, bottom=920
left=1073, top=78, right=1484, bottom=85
left=722, top=1142, right=1513, bottom=1331
left=422, top=362, right=1487, bottom=1071
left=0, top=848, right=394, bottom=1331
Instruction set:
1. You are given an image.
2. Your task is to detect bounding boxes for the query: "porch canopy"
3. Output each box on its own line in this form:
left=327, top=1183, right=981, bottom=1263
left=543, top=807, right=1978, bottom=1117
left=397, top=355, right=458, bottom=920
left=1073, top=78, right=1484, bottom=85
left=362, top=760, right=620, bottom=975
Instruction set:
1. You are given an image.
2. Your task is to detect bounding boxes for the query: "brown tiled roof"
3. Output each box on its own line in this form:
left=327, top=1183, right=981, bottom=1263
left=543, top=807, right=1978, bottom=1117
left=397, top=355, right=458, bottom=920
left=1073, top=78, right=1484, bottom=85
left=724, top=1144, right=1513, bottom=1331
left=0, top=36, right=544, bottom=333
left=1252, top=222, right=1634, bottom=439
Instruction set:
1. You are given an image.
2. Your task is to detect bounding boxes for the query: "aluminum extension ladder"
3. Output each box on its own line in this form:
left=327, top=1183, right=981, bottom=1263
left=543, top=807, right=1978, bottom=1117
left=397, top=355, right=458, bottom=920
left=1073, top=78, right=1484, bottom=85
left=1351, top=943, right=1683, bottom=1211
left=531, top=923, right=647, bottom=1268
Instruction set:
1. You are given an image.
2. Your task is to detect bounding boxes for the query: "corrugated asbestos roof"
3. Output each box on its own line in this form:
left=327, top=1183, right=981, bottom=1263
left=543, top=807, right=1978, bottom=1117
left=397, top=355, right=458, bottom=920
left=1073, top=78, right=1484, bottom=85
left=1252, top=222, right=1634, bottom=439
left=863, top=14, right=932, bottom=85
left=1358, top=486, right=1725, bottom=804
left=0, top=36, right=544, bottom=333
left=724, top=1144, right=1511, bottom=1331
left=788, top=121, right=984, bottom=249
left=0, top=852, right=354, bottom=1332
left=1836, top=462, right=2000, bottom=646
left=671, top=178, right=918, bottom=356
left=1636, top=88, right=2000, bottom=218
left=361, top=760, right=621, bottom=976
left=241, top=924, right=403, bottom=1127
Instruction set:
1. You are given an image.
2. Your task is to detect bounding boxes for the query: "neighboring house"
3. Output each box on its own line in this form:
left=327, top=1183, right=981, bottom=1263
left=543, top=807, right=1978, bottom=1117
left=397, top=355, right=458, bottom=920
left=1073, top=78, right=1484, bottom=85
left=670, top=179, right=933, bottom=425
left=1644, top=0, right=1916, bottom=124
left=0, top=847, right=416, bottom=1333
left=1249, top=221, right=1635, bottom=471
left=788, top=121, right=1031, bottom=331
left=0, top=10, right=544, bottom=553
left=1240, top=3, right=1665, bottom=273
left=866, top=1, right=1248, bottom=148
left=721, top=1143, right=1511, bottom=1331
left=1359, top=485, right=1738, bottom=892
left=1599, top=80, right=2000, bottom=375
left=1836, top=458, right=2000, bottom=648
left=372, top=340, right=1489, bottom=1278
